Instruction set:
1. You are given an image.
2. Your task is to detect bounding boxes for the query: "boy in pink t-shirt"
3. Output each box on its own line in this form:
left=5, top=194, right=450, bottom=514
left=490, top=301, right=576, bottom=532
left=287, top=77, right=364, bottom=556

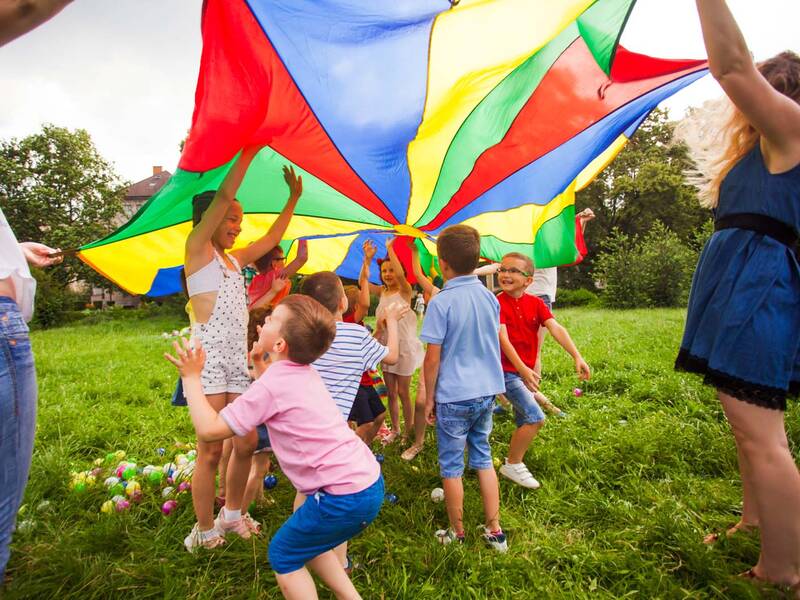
left=166, top=294, right=382, bottom=599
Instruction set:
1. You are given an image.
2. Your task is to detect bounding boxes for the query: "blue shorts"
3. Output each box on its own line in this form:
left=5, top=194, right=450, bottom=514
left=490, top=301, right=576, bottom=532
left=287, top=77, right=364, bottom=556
left=537, top=294, right=553, bottom=311
left=254, top=424, right=271, bottom=454
left=268, top=475, right=384, bottom=574
left=435, top=396, right=495, bottom=479
left=503, top=373, right=546, bottom=427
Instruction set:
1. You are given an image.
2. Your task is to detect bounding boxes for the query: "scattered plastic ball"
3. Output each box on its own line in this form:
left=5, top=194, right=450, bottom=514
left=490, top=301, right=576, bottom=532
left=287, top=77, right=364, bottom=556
left=374, top=453, right=385, bottom=464
left=72, top=482, right=87, bottom=493
left=111, top=495, right=126, bottom=504
left=148, top=470, right=164, bottom=484
left=156, top=447, right=166, bottom=456
left=166, top=477, right=174, bottom=485
left=384, top=493, right=398, bottom=505
left=177, top=481, right=191, bottom=493
left=122, top=467, right=137, bottom=481
left=105, top=452, right=116, bottom=463
left=36, top=500, right=52, bottom=513
left=115, top=499, right=131, bottom=512
left=573, top=388, right=583, bottom=397
left=85, top=475, right=96, bottom=487
left=115, top=465, right=127, bottom=478
left=125, top=481, right=141, bottom=497
left=161, top=500, right=178, bottom=516
left=493, top=457, right=502, bottom=468
left=108, top=483, right=125, bottom=496
left=142, top=465, right=157, bottom=476
left=114, top=450, right=126, bottom=461
left=90, top=467, right=103, bottom=478
left=101, top=500, right=115, bottom=514
left=430, top=487, right=445, bottom=503
left=175, top=454, right=188, bottom=466
left=93, top=458, right=104, bottom=467
left=162, top=462, right=176, bottom=475
left=187, top=450, right=197, bottom=460
left=263, top=474, right=278, bottom=490
left=16, top=520, right=35, bottom=535
left=161, top=487, right=175, bottom=498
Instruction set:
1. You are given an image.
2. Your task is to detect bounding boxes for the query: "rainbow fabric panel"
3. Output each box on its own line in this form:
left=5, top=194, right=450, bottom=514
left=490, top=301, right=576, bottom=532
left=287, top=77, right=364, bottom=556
left=79, top=0, right=707, bottom=295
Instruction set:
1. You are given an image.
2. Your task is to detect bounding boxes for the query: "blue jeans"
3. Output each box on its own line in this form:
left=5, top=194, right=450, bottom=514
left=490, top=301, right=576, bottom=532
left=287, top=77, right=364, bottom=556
left=268, top=475, right=384, bottom=574
left=0, top=297, right=37, bottom=580
left=435, top=396, right=495, bottom=478
left=503, top=372, right=546, bottom=427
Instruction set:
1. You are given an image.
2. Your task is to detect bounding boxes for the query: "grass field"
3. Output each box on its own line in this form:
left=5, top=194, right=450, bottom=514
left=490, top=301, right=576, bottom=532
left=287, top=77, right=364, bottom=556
left=5, top=308, right=799, bottom=599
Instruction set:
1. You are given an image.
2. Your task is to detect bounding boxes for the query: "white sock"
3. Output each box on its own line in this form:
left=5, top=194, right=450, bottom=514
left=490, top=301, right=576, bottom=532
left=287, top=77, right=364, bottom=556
left=223, top=507, right=241, bottom=521
left=199, top=527, right=219, bottom=541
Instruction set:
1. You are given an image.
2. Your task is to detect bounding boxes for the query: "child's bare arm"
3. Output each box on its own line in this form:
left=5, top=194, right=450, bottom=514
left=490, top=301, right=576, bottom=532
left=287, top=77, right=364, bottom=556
left=543, top=319, right=591, bottom=380
left=164, top=338, right=235, bottom=441
left=423, top=344, right=441, bottom=424
left=387, top=237, right=413, bottom=298
left=356, top=241, right=376, bottom=322
left=410, top=242, right=439, bottom=297
left=499, top=325, right=540, bottom=392
left=281, top=239, right=308, bottom=279
left=380, top=302, right=410, bottom=364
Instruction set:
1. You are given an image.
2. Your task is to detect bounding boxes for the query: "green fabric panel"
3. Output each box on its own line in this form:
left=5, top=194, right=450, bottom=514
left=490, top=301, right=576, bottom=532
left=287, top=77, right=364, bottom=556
left=478, top=205, right=577, bottom=268
left=576, top=0, right=636, bottom=75
left=82, top=147, right=391, bottom=250
left=414, top=239, right=440, bottom=278
left=413, top=24, right=579, bottom=228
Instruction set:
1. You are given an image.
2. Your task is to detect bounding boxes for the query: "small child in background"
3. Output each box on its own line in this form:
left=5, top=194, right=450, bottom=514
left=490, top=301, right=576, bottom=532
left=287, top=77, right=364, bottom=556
left=421, top=225, right=507, bottom=551
left=165, top=295, right=383, bottom=599
left=496, top=252, right=590, bottom=490
left=248, top=239, right=308, bottom=310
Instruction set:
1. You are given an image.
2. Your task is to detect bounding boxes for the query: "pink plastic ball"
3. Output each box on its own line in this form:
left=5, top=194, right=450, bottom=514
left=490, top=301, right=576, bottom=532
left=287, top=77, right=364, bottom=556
left=573, top=388, right=583, bottom=397
left=161, top=500, right=178, bottom=516
left=115, top=499, right=130, bottom=512
left=115, top=465, right=126, bottom=478
left=178, top=482, right=191, bottom=493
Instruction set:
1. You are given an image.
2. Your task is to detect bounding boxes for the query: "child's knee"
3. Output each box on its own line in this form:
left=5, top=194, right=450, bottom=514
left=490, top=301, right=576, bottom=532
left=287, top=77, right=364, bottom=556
left=197, top=442, right=224, bottom=466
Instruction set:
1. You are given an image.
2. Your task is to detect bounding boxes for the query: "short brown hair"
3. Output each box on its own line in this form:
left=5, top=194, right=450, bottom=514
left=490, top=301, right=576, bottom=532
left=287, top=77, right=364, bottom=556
left=277, top=295, right=336, bottom=364
left=247, top=307, right=272, bottom=351
left=437, top=225, right=481, bottom=275
left=254, top=246, right=284, bottom=273
left=502, top=252, right=534, bottom=275
left=300, top=271, right=344, bottom=314
left=343, top=284, right=359, bottom=316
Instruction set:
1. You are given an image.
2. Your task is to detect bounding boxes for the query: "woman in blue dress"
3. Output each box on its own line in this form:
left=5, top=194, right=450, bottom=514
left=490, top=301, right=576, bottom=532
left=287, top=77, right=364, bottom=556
left=676, top=1, right=800, bottom=591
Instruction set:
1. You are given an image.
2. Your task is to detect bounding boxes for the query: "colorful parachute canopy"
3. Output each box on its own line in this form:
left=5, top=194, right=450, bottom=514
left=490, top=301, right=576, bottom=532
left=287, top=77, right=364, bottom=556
left=79, top=0, right=707, bottom=296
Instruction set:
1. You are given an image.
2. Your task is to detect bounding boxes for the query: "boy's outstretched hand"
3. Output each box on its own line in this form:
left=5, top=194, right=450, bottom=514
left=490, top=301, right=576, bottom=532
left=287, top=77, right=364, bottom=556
left=383, top=301, right=410, bottom=323
left=575, top=358, right=591, bottom=381
left=283, top=165, right=303, bottom=200
left=519, top=367, right=541, bottom=393
left=363, top=239, right=377, bottom=261
left=164, top=337, right=205, bottom=378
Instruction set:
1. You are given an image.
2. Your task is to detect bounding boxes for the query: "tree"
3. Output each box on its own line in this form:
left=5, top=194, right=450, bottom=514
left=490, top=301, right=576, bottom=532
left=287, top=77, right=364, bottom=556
left=563, top=109, right=712, bottom=289
left=0, top=124, right=127, bottom=288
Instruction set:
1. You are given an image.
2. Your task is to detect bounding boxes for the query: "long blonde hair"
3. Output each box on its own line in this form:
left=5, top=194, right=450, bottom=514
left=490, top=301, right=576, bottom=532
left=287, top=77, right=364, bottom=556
left=678, top=51, right=800, bottom=209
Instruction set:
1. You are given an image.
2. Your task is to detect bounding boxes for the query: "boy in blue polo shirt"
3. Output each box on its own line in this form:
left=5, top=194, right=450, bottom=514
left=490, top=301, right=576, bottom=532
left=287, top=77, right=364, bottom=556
left=421, top=225, right=507, bottom=552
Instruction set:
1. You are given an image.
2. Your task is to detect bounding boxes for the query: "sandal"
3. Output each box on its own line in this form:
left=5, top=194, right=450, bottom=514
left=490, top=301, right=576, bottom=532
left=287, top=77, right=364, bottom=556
left=401, top=444, right=423, bottom=461
left=381, top=431, right=399, bottom=446
left=703, top=520, right=759, bottom=545
left=739, top=568, right=800, bottom=597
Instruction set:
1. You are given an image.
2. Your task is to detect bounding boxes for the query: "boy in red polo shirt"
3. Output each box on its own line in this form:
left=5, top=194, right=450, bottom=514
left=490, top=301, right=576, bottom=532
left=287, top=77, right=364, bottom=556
left=496, top=252, right=591, bottom=489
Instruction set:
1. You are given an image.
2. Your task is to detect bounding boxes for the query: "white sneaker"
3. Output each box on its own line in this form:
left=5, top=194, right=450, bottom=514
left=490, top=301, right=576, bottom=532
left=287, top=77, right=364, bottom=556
left=184, top=523, right=226, bottom=553
left=482, top=527, right=508, bottom=553
left=498, top=460, right=541, bottom=489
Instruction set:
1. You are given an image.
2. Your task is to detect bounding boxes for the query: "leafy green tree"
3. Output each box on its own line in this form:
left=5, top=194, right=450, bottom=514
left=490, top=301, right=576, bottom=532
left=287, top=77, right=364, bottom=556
left=564, top=109, right=712, bottom=290
left=0, top=124, right=127, bottom=288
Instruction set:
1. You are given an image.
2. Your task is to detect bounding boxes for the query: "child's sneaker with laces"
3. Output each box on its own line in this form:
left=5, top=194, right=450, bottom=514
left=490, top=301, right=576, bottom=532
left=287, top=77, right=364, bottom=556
left=499, top=459, right=541, bottom=489
left=184, top=523, right=226, bottom=553
left=214, top=508, right=261, bottom=539
left=482, top=527, right=508, bottom=553
left=435, top=528, right=465, bottom=545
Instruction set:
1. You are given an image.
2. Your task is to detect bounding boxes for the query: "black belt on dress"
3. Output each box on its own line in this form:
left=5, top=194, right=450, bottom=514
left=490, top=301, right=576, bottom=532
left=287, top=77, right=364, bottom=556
left=715, top=213, right=799, bottom=256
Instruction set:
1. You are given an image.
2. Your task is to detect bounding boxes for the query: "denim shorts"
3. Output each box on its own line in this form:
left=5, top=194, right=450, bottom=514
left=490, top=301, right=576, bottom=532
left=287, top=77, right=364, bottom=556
left=254, top=423, right=271, bottom=454
left=268, top=475, right=384, bottom=574
left=435, top=396, right=495, bottom=478
left=503, top=372, right=546, bottom=427
left=0, top=297, right=37, bottom=580
left=536, top=294, right=553, bottom=311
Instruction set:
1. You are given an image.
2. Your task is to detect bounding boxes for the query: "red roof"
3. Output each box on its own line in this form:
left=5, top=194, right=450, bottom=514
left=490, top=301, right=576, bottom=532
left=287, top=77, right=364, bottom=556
left=126, top=170, right=172, bottom=200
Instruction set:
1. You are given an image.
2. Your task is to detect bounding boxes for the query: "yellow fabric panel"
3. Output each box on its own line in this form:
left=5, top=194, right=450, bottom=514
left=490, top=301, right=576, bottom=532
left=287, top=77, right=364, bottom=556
left=575, top=133, right=629, bottom=191
left=79, top=223, right=191, bottom=295
left=404, top=0, right=593, bottom=226
left=296, top=235, right=360, bottom=276
left=237, top=215, right=390, bottom=245
left=460, top=183, right=576, bottom=244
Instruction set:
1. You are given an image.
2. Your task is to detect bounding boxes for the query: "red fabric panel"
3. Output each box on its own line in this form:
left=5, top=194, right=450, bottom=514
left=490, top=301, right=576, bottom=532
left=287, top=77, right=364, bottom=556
left=610, top=47, right=706, bottom=83
left=180, top=0, right=396, bottom=224
left=425, top=40, right=706, bottom=231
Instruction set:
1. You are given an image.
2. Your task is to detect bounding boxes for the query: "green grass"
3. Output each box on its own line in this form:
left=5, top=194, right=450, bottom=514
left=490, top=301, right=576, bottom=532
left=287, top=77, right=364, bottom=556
left=6, top=308, right=798, bottom=599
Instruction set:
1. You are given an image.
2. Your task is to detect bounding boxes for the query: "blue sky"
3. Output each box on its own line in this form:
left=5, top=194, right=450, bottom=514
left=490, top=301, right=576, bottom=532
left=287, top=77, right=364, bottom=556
left=1, top=0, right=798, bottom=183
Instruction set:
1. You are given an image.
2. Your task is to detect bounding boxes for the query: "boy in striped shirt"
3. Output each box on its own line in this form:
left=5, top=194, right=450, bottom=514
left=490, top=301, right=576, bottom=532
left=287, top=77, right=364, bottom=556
left=301, top=271, right=407, bottom=420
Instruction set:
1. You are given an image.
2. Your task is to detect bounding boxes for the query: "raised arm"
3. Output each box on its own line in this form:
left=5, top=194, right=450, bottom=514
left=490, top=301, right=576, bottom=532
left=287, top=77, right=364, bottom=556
left=281, top=238, right=308, bottom=279
left=386, top=238, right=413, bottom=298
left=0, top=0, right=73, bottom=47
left=232, top=165, right=303, bottom=267
left=695, top=0, right=800, bottom=161
left=410, top=242, right=439, bottom=297
left=355, top=240, right=377, bottom=322
left=164, top=338, right=235, bottom=442
left=473, top=262, right=500, bottom=277
left=186, top=146, right=260, bottom=260
left=543, top=318, right=591, bottom=380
